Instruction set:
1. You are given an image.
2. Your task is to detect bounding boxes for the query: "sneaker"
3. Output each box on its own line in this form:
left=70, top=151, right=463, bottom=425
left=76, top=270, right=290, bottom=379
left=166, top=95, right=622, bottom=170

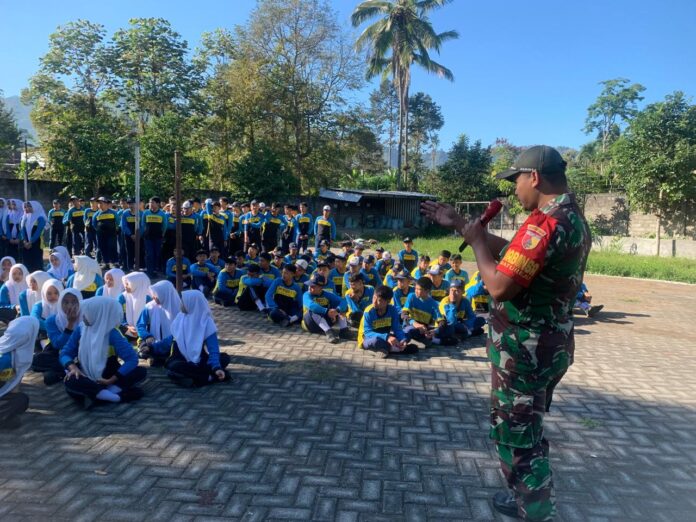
left=338, top=328, right=355, bottom=340
left=492, top=490, right=520, bottom=519
left=119, top=387, right=144, bottom=403
left=588, top=304, right=604, bottom=317
left=326, top=330, right=340, bottom=344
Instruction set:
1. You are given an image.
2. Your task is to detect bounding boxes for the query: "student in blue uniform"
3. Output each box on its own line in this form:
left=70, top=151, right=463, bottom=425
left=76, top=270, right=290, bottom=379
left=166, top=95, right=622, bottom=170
left=382, top=261, right=404, bottom=289
left=360, top=255, right=381, bottom=288
left=430, top=250, right=452, bottom=272
left=295, top=202, right=313, bottom=253
left=136, top=280, right=181, bottom=366
left=284, top=242, right=300, bottom=265
left=261, top=203, right=283, bottom=253
left=180, top=200, right=202, bottom=263
left=20, top=271, right=51, bottom=317
left=343, top=256, right=366, bottom=292
left=236, top=263, right=268, bottom=311
left=391, top=270, right=414, bottom=317
left=258, top=252, right=281, bottom=283
left=265, top=264, right=303, bottom=327
left=92, top=197, right=118, bottom=268
left=0, top=263, right=28, bottom=324
left=398, top=237, right=419, bottom=273
left=227, top=202, right=244, bottom=256
left=203, top=199, right=227, bottom=256
left=208, top=247, right=225, bottom=272
left=47, top=199, right=65, bottom=249
left=293, top=259, right=310, bottom=286
left=4, top=199, right=24, bottom=261
left=66, top=256, right=103, bottom=299
left=328, top=253, right=347, bottom=296
left=165, top=290, right=231, bottom=388
left=279, top=204, right=296, bottom=253
left=141, top=197, right=167, bottom=278
left=411, top=254, right=431, bottom=280
left=428, top=265, right=450, bottom=302
left=344, top=273, right=375, bottom=328
left=165, top=249, right=192, bottom=288
left=119, top=199, right=138, bottom=272
left=375, top=251, right=394, bottom=279
left=191, top=250, right=218, bottom=297
left=358, top=285, right=416, bottom=358
left=83, top=198, right=98, bottom=259
left=213, top=257, right=244, bottom=306
left=271, top=248, right=285, bottom=271
left=30, top=278, right=63, bottom=335
left=445, top=254, right=468, bottom=285
left=302, top=273, right=348, bottom=344
left=313, top=205, right=336, bottom=249
left=19, top=200, right=47, bottom=272
left=437, top=279, right=486, bottom=344
left=243, top=200, right=265, bottom=251
left=119, top=271, right=152, bottom=340
left=402, top=277, right=444, bottom=346
left=64, top=196, right=85, bottom=256
left=47, top=246, right=74, bottom=283
left=315, top=240, right=331, bottom=263
left=245, top=243, right=261, bottom=267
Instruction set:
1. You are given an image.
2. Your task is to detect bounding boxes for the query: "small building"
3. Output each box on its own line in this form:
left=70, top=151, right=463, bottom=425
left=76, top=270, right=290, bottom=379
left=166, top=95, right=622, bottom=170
left=318, top=188, right=436, bottom=232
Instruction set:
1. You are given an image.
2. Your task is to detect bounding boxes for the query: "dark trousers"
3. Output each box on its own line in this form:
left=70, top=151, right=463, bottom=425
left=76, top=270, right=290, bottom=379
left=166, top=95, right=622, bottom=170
left=32, top=349, right=64, bottom=374
left=144, top=238, right=162, bottom=276
left=0, top=307, right=18, bottom=324
left=85, top=228, right=97, bottom=259
left=297, top=237, right=309, bottom=253
left=228, top=235, right=243, bottom=257
left=5, top=240, right=20, bottom=261
left=23, top=241, right=44, bottom=272
left=269, top=304, right=301, bottom=324
left=246, top=228, right=261, bottom=250
left=64, top=356, right=147, bottom=400
left=50, top=226, right=64, bottom=249
left=237, top=285, right=263, bottom=311
left=118, top=233, right=127, bottom=268
left=97, top=231, right=117, bottom=264
left=162, top=229, right=176, bottom=270
left=348, top=311, right=363, bottom=329
left=166, top=344, right=231, bottom=387
left=71, top=229, right=84, bottom=256
left=0, top=392, right=29, bottom=426
left=124, top=235, right=136, bottom=271
left=213, top=289, right=237, bottom=307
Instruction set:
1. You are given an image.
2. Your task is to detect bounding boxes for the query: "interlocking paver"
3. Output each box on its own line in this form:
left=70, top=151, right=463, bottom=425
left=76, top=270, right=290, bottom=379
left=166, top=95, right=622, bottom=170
left=1, top=268, right=695, bottom=520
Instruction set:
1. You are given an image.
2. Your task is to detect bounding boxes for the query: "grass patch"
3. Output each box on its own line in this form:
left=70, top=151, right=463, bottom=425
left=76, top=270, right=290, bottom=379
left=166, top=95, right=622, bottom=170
left=374, top=233, right=696, bottom=284
left=580, top=418, right=602, bottom=429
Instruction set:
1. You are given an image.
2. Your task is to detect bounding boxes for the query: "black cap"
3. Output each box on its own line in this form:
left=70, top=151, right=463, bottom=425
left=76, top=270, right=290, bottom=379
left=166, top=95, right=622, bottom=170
left=196, top=249, right=208, bottom=257
left=316, top=260, right=329, bottom=268
left=52, top=199, right=60, bottom=204
left=403, top=237, right=412, bottom=243
left=451, top=278, right=465, bottom=288
left=232, top=201, right=240, bottom=208
left=89, top=197, right=96, bottom=202
left=225, top=256, right=237, bottom=264
left=364, top=255, right=375, bottom=264
left=250, top=199, right=258, bottom=205
left=248, top=243, right=259, bottom=250
left=69, top=195, right=78, bottom=200
left=334, top=252, right=347, bottom=261
left=283, top=263, right=297, bottom=274
left=247, top=263, right=260, bottom=273
left=375, top=246, right=384, bottom=252
left=319, top=239, right=329, bottom=247
left=496, top=145, right=567, bottom=180
left=309, top=273, right=326, bottom=286
left=259, top=252, right=272, bottom=261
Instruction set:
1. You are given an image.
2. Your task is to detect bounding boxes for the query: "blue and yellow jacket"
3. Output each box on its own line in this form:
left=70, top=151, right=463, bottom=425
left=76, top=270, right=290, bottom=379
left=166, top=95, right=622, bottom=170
left=357, top=303, right=407, bottom=348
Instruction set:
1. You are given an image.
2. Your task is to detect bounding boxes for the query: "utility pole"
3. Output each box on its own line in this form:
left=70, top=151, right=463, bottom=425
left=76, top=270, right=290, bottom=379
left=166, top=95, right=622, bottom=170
left=23, top=139, right=29, bottom=201
left=174, top=150, right=183, bottom=293
left=134, top=144, right=141, bottom=270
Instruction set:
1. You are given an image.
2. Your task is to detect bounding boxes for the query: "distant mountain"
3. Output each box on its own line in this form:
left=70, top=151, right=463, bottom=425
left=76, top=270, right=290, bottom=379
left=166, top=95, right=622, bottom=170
left=3, top=96, right=35, bottom=142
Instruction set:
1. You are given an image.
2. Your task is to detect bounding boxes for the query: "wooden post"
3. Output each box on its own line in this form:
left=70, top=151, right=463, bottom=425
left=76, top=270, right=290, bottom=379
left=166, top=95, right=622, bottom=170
left=23, top=139, right=29, bottom=201
left=174, top=150, right=183, bottom=294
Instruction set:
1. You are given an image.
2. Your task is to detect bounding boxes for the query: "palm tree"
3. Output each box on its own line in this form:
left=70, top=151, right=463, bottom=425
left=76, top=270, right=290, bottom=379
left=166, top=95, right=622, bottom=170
left=352, top=0, right=458, bottom=190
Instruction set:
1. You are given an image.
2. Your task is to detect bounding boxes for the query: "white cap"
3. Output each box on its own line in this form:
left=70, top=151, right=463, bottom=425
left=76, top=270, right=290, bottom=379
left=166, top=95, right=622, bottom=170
left=259, top=202, right=266, bottom=208
left=383, top=251, right=392, bottom=260
left=323, top=205, right=331, bottom=211
left=296, top=259, right=308, bottom=270
left=349, top=256, right=361, bottom=267
left=182, top=201, right=192, bottom=209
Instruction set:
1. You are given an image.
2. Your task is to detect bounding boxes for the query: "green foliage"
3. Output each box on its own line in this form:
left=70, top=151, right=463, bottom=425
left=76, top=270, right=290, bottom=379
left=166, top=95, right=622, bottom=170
left=0, top=93, right=21, bottom=162
left=229, top=144, right=298, bottom=201
left=424, top=134, right=495, bottom=203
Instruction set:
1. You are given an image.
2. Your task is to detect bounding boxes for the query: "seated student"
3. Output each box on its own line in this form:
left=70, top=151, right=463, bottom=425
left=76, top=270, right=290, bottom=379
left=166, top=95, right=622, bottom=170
left=191, top=250, right=217, bottom=297
left=382, top=261, right=404, bottom=289
left=20, top=271, right=51, bottom=317
left=34, top=288, right=82, bottom=385
left=301, top=252, right=316, bottom=274
left=344, top=273, right=375, bottom=328
left=348, top=242, right=365, bottom=264
left=0, top=263, right=29, bottom=324
left=60, top=297, right=147, bottom=408
left=271, top=248, right=285, bottom=271
left=328, top=253, right=347, bottom=296
left=234, top=249, right=247, bottom=271
left=46, top=246, right=74, bottom=283
left=137, top=280, right=181, bottom=366
left=265, top=264, right=303, bottom=327
left=575, top=282, right=604, bottom=317
left=0, top=316, right=40, bottom=429
left=360, top=255, right=381, bottom=288
left=312, top=260, right=336, bottom=292
left=324, top=253, right=336, bottom=272
left=339, top=240, right=353, bottom=259
left=120, top=272, right=152, bottom=339
left=208, top=247, right=225, bottom=272
left=343, top=256, right=365, bottom=293
left=0, top=256, right=16, bottom=284
left=359, top=285, right=417, bottom=358
left=464, top=271, right=490, bottom=313
left=213, top=257, right=244, bottom=306
left=66, top=256, right=104, bottom=299
left=293, top=259, right=310, bottom=286
left=428, top=265, right=450, bottom=301
left=430, top=250, right=452, bottom=271
left=437, top=279, right=486, bottom=345
left=302, top=273, right=349, bottom=344
left=31, top=278, right=63, bottom=335
left=445, top=254, right=468, bottom=285
left=258, top=252, right=281, bottom=283
left=398, top=237, right=419, bottom=273
left=245, top=243, right=261, bottom=267
left=402, top=277, right=444, bottom=346
left=283, top=242, right=300, bottom=265
left=165, top=290, right=231, bottom=388
left=236, top=263, right=268, bottom=312
left=165, top=250, right=193, bottom=288
left=316, top=240, right=331, bottom=263
left=411, top=255, right=431, bottom=280
left=392, top=270, right=414, bottom=317
left=374, top=246, right=384, bottom=262
left=375, top=251, right=394, bottom=279
left=96, top=268, right=125, bottom=298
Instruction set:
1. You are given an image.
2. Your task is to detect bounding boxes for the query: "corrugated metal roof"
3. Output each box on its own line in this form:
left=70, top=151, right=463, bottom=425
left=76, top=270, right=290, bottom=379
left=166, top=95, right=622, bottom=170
left=320, top=188, right=436, bottom=201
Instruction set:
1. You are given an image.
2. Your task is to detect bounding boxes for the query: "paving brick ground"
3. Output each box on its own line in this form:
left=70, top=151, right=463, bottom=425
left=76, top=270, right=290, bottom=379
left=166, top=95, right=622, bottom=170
left=1, top=268, right=695, bottom=521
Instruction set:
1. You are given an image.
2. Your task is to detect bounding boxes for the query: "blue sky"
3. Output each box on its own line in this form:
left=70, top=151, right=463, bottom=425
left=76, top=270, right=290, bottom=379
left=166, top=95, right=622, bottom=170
left=2, top=0, right=695, bottom=150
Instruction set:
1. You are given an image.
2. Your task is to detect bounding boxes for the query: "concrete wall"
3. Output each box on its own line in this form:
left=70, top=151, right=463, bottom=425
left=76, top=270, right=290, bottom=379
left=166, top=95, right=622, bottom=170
left=0, top=178, right=68, bottom=211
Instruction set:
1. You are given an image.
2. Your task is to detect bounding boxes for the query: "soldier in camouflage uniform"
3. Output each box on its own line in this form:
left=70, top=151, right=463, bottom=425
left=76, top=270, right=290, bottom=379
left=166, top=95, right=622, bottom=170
left=422, top=145, right=591, bottom=521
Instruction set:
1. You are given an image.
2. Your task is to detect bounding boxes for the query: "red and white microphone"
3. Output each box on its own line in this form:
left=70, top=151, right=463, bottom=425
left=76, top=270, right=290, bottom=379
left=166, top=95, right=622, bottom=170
left=459, top=199, right=503, bottom=252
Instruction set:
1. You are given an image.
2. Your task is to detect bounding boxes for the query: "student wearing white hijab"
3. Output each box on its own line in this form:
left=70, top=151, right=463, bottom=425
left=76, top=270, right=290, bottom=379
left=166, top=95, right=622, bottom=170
left=20, top=270, right=51, bottom=316
left=35, top=288, right=82, bottom=384
left=60, top=296, right=146, bottom=407
left=66, top=255, right=104, bottom=299
left=5, top=199, right=24, bottom=260
left=47, top=246, right=74, bottom=282
left=30, top=278, right=64, bottom=333
left=136, top=280, right=181, bottom=366
left=0, top=316, right=40, bottom=429
left=165, top=290, right=230, bottom=387
left=20, top=200, right=48, bottom=272
left=0, top=197, right=8, bottom=257
left=96, top=268, right=125, bottom=298
left=0, top=263, right=29, bottom=324
left=0, top=255, right=15, bottom=283
left=119, top=272, right=151, bottom=338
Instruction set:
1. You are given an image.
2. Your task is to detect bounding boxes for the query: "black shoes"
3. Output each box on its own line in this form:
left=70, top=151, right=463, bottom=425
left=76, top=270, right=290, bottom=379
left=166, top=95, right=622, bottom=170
left=493, top=490, right=520, bottom=518
left=588, top=304, right=604, bottom=317
left=326, top=330, right=340, bottom=344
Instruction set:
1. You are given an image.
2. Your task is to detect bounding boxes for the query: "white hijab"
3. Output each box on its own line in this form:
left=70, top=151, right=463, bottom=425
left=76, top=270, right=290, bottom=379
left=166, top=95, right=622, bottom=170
left=40, top=278, right=64, bottom=319
left=48, top=246, right=71, bottom=281
left=5, top=263, right=29, bottom=305
left=0, top=256, right=16, bottom=282
left=78, top=297, right=122, bottom=382
left=22, top=200, right=48, bottom=238
left=26, top=271, right=51, bottom=311
left=170, top=290, right=217, bottom=364
left=72, top=256, right=102, bottom=291
left=7, top=200, right=24, bottom=238
left=102, top=268, right=125, bottom=298
left=0, top=316, right=40, bottom=397
left=122, top=272, right=151, bottom=326
left=54, top=288, right=83, bottom=332
left=146, top=280, right=181, bottom=341
left=0, top=198, right=7, bottom=233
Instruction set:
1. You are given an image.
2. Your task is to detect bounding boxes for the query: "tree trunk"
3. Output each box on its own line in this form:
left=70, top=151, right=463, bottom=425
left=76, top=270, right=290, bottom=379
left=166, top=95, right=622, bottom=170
left=655, top=188, right=663, bottom=257
left=395, top=82, right=403, bottom=190
left=403, top=84, right=410, bottom=190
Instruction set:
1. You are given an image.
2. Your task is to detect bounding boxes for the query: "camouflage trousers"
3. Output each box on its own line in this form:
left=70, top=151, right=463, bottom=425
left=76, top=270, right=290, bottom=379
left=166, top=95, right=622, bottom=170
left=490, top=364, right=569, bottom=521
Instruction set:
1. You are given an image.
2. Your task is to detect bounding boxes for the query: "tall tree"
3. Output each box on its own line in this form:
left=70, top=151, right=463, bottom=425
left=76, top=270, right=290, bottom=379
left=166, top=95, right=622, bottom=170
left=0, top=93, right=21, bottom=163
left=408, top=91, right=443, bottom=186
left=368, top=79, right=399, bottom=168
left=612, top=91, right=696, bottom=254
left=352, top=0, right=458, bottom=189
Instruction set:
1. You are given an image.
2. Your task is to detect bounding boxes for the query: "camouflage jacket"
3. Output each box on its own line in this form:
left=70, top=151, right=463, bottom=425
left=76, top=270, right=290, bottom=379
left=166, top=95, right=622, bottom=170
left=488, top=193, right=591, bottom=376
